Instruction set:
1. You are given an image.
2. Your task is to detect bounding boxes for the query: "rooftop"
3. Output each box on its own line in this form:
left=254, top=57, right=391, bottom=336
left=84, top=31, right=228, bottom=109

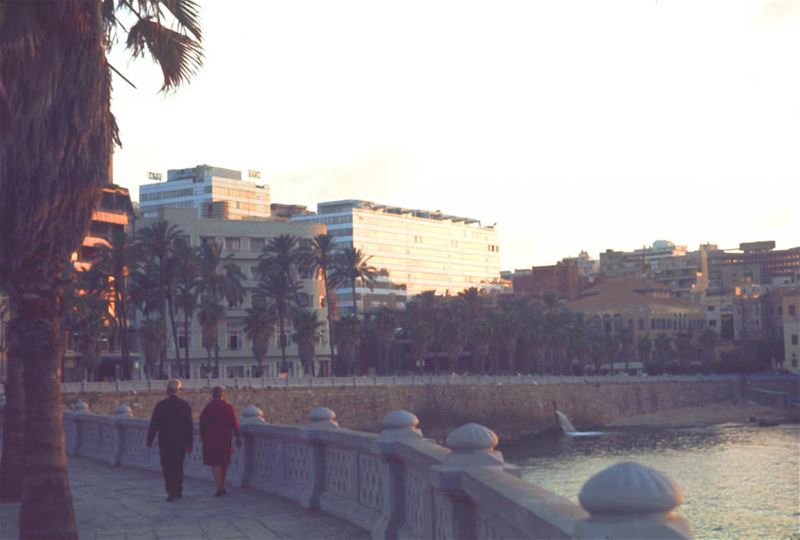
left=316, top=199, right=489, bottom=227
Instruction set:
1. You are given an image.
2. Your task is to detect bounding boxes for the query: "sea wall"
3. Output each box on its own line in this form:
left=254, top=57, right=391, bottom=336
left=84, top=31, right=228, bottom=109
left=63, top=378, right=744, bottom=441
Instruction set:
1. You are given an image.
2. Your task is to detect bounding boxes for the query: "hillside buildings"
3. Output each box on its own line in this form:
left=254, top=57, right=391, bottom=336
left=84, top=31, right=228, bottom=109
left=293, top=199, right=501, bottom=314
left=140, top=165, right=270, bottom=221
left=782, top=291, right=800, bottom=372
left=137, top=207, right=328, bottom=379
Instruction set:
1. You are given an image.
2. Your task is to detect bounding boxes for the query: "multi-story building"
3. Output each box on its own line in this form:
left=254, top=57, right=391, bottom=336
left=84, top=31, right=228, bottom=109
left=66, top=184, right=135, bottom=381
left=707, top=241, right=800, bottom=295
left=293, top=200, right=501, bottom=314
left=782, top=291, right=800, bottom=372
left=74, top=184, right=134, bottom=270
left=0, top=292, right=7, bottom=382
left=139, top=165, right=270, bottom=221
left=510, top=260, right=586, bottom=301
left=566, top=278, right=707, bottom=342
left=137, top=207, right=327, bottom=378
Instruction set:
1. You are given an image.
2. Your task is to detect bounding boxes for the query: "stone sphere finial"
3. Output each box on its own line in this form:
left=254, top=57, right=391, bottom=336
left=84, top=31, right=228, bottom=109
left=240, top=405, right=266, bottom=424
left=445, top=423, right=499, bottom=452
left=74, top=401, right=89, bottom=414
left=380, top=410, right=423, bottom=441
left=579, top=462, right=683, bottom=515
left=308, top=407, right=339, bottom=429
left=114, top=404, right=133, bottom=417
left=442, top=423, right=505, bottom=468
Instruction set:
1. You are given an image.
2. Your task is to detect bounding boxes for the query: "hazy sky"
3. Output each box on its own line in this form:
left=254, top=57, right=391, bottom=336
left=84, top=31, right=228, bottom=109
left=109, top=0, right=799, bottom=270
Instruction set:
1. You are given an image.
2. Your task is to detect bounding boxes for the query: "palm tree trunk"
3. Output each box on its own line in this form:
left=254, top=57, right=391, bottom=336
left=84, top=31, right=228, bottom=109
left=166, top=294, right=181, bottom=377
left=214, top=342, right=220, bottom=378
left=0, top=345, right=24, bottom=502
left=278, top=311, right=288, bottom=374
left=351, top=280, right=358, bottom=318
left=12, top=261, right=78, bottom=538
left=116, top=280, right=130, bottom=380
left=323, top=268, right=336, bottom=375
left=183, top=312, right=191, bottom=379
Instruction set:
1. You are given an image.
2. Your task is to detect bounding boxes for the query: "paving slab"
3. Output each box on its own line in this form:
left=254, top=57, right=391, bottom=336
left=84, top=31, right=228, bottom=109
left=0, top=456, right=368, bottom=540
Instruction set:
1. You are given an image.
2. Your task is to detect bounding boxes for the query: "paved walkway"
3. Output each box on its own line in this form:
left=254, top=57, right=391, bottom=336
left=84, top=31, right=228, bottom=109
left=0, top=457, right=367, bottom=540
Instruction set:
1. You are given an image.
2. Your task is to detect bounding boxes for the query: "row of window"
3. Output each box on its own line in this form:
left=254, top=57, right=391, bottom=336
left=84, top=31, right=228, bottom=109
left=140, top=188, right=194, bottom=201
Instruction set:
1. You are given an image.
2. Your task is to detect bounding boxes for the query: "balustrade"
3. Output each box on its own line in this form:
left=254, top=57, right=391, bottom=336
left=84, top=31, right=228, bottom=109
left=2, top=401, right=693, bottom=539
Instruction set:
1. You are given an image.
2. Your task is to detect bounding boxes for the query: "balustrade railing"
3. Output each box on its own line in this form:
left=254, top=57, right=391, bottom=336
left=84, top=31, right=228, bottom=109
left=56, top=373, right=748, bottom=395
left=39, top=401, right=693, bottom=539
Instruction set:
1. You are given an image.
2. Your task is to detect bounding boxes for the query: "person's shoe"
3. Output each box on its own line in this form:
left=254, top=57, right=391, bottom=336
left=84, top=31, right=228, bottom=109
left=214, top=490, right=222, bottom=497
left=166, top=495, right=175, bottom=502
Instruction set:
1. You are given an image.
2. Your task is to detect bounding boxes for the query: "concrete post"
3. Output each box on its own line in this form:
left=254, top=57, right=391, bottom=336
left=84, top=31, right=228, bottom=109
left=430, top=423, right=512, bottom=539
left=300, top=407, right=340, bottom=510
left=68, top=401, right=89, bottom=456
left=238, top=405, right=265, bottom=488
left=574, top=461, right=693, bottom=539
left=373, top=410, right=425, bottom=539
left=110, top=404, right=133, bottom=465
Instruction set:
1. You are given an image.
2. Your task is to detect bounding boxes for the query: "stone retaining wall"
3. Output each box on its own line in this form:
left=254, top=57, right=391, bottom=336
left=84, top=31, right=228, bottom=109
left=63, top=379, right=744, bottom=441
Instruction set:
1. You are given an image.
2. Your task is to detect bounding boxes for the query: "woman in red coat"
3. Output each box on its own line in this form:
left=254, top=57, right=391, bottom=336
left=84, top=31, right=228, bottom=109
left=199, top=387, right=241, bottom=496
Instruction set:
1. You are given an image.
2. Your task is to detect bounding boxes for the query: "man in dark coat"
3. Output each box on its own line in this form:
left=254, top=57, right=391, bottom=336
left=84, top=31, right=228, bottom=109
left=147, top=379, right=193, bottom=501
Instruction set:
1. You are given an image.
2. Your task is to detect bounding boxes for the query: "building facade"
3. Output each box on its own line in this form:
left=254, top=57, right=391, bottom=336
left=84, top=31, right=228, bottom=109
left=136, top=207, right=328, bottom=379
left=707, top=241, right=800, bottom=295
left=782, top=291, right=800, bottom=372
left=139, top=165, right=270, bottom=221
left=293, top=200, right=501, bottom=314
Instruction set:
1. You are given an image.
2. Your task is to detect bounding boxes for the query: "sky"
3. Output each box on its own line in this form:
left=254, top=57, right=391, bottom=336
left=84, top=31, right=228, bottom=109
left=109, top=0, right=800, bottom=270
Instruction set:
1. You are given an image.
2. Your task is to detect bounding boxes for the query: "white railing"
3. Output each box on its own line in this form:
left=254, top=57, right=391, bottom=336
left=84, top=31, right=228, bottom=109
left=59, top=373, right=747, bottom=394
left=46, top=402, right=693, bottom=539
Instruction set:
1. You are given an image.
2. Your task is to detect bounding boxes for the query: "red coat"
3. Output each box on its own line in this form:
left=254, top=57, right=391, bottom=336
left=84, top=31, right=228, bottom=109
left=199, top=399, right=240, bottom=466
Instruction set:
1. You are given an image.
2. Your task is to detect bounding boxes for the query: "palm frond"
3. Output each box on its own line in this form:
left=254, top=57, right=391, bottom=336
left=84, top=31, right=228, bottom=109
left=126, top=17, right=202, bottom=91
left=157, top=0, right=202, bottom=40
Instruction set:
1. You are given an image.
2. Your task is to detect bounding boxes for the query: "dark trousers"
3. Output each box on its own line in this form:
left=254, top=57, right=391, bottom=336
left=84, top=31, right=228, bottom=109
left=159, top=447, right=185, bottom=497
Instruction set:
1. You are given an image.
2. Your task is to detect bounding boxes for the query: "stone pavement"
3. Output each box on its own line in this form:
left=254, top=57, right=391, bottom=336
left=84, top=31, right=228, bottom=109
left=0, top=456, right=368, bottom=540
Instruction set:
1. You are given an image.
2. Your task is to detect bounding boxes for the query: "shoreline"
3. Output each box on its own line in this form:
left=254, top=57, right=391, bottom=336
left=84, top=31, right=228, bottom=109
left=607, top=401, right=799, bottom=429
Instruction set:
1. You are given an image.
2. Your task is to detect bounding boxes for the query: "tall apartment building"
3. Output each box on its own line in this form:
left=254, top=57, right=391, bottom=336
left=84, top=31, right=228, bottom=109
left=139, top=165, right=270, bottom=221
left=137, top=207, right=327, bottom=378
left=707, top=241, right=800, bottom=295
left=293, top=200, right=501, bottom=314
left=75, top=184, right=135, bottom=269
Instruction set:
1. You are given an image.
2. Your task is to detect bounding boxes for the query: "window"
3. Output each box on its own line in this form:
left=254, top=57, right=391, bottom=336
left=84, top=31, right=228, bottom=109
left=200, top=236, right=215, bottom=246
left=227, top=322, right=243, bottom=351
left=790, top=304, right=797, bottom=317
left=792, top=335, right=798, bottom=346
left=178, top=333, right=190, bottom=349
left=638, top=318, right=645, bottom=331
left=250, top=238, right=265, bottom=252
left=226, top=366, right=244, bottom=378
left=225, top=237, right=241, bottom=251
left=709, top=320, right=717, bottom=327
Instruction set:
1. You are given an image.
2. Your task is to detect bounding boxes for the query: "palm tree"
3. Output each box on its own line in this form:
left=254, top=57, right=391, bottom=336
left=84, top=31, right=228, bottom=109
left=93, top=228, right=133, bottom=378
left=197, top=298, right=224, bottom=378
left=170, top=239, right=199, bottom=378
left=139, top=318, right=167, bottom=380
left=437, top=298, right=468, bottom=373
left=292, top=310, right=324, bottom=376
left=675, top=333, right=694, bottom=373
left=254, top=273, right=301, bottom=374
left=309, top=233, right=340, bottom=373
left=618, top=328, right=634, bottom=374
left=333, top=247, right=378, bottom=318
left=134, top=220, right=182, bottom=377
left=259, top=233, right=305, bottom=301
left=0, top=2, right=201, bottom=533
left=334, top=315, right=363, bottom=375
left=197, top=241, right=245, bottom=376
left=405, top=291, right=439, bottom=373
left=372, top=306, right=399, bottom=375
left=654, top=334, right=673, bottom=375
left=459, top=288, right=492, bottom=373
left=637, top=335, right=653, bottom=370
left=699, top=329, right=718, bottom=373
left=244, top=304, right=276, bottom=378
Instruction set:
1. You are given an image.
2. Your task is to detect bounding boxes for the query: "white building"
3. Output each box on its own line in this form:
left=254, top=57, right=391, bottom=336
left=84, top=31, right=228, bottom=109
left=140, top=165, right=270, bottom=221
left=293, top=200, right=501, bottom=314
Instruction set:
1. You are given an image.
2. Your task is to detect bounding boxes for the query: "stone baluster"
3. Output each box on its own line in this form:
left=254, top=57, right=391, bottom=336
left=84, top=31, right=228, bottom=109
left=574, top=461, right=692, bottom=539
left=431, top=423, right=520, bottom=539
left=300, top=407, right=340, bottom=510
left=238, top=405, right=265, bottom=488
left=109, top=404, right=133, bottom=466
left=374, top=410, right=425, bottom=539
left=66, top=401, right=90, bottom=456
